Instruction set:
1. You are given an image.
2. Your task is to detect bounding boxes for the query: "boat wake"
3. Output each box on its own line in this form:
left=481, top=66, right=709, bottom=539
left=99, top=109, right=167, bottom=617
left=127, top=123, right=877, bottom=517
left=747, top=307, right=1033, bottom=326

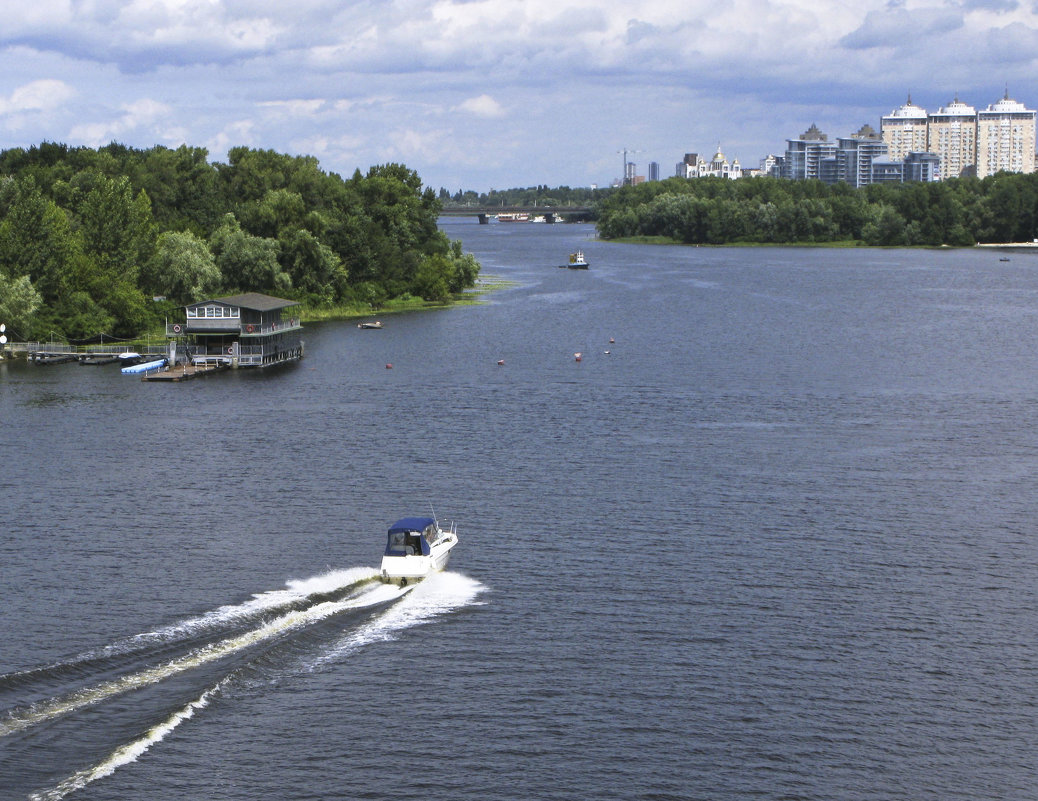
left=0, top=568, right=485, bottom=800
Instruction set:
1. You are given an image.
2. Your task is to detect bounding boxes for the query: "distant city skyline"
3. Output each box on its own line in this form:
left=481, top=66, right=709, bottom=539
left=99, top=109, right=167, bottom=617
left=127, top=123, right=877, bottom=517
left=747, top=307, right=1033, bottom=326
left=3, top=3, right=1038, bottom=191
left=626, top=91, right=1036, bottom=187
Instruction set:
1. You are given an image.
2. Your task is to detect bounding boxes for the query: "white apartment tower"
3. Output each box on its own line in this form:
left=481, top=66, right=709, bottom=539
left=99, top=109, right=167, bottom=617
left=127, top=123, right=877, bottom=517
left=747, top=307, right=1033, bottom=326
left=927, top=97, right=977, bottom=178
left=976, top=92, right=1036, bottom=178
left=881, top=96, right=928, bottom=161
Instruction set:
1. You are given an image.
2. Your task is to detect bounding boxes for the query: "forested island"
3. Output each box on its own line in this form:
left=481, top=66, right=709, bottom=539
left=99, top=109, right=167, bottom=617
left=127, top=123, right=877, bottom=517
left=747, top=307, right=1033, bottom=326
left=596, top=173, right=1038, bottom=247
left=0, top=143, right=479, bottom=341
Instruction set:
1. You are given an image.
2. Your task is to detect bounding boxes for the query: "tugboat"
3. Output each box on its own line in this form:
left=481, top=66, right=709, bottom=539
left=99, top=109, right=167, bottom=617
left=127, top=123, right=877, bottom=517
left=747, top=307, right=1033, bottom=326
left=560, top=250, right=589, bottom=269
left=379, top=516, right=458, bottom=586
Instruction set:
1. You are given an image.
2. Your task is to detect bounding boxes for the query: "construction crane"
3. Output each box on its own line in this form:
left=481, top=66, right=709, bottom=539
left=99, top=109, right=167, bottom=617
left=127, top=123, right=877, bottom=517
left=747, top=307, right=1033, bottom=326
left=617, top=148, right=643, bottom=186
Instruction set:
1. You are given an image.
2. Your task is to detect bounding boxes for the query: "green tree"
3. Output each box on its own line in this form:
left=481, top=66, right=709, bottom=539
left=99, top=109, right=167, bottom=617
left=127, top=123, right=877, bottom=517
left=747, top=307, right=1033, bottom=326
left=144, top=231, right=222, bottom=303
left=279, top=228, right=347, bottom=303
left=209, top=214, right=289, bottom=292
left=0, top=273, right=42, bottom=336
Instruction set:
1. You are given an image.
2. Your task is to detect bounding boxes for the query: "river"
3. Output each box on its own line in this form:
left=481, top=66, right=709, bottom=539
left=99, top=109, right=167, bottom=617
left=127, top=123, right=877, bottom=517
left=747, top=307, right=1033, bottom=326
left=1, top=220, right=1037, bottom=800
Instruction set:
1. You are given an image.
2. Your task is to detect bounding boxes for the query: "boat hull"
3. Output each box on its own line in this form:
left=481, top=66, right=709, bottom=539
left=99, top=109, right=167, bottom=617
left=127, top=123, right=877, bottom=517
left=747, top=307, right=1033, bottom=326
left=380, top=539, right=456, bottom=585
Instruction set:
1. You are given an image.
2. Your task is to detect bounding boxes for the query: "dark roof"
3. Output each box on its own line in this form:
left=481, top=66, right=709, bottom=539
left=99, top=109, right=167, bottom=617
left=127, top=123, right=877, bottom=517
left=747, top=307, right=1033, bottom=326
left=197, top=293, right=300, bottom=312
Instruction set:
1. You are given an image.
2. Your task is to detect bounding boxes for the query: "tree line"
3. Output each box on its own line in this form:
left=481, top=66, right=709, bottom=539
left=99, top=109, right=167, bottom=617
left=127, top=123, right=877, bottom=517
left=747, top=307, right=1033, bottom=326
left=0, top=142, right=479, bottom=341
left=595, top=174, right=1038, bottom=247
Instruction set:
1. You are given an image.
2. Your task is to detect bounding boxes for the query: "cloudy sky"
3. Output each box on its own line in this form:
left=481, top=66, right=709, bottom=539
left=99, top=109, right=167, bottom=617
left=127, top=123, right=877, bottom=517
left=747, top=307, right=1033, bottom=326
left=0, top=0, right=1035, bottom=191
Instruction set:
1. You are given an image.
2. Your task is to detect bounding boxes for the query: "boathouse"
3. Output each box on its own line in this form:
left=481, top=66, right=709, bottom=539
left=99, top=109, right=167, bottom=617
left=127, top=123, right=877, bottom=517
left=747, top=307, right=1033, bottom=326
left=167, top=293, right=304, bottom=368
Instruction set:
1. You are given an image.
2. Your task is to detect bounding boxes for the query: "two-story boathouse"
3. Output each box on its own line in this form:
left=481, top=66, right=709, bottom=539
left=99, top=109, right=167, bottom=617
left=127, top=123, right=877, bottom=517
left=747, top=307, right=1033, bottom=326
left=167, top=293, right=304, bottom=368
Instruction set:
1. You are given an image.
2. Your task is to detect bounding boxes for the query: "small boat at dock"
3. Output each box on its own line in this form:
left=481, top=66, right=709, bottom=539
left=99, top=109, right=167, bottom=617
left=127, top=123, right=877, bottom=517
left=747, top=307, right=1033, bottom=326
left=380, top=516, right=458, bottom=586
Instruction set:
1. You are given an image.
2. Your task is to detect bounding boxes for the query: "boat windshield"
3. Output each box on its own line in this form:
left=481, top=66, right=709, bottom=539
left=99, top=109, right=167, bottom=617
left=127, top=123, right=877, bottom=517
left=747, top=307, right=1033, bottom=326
left=386, top=530, right=425, bottom=556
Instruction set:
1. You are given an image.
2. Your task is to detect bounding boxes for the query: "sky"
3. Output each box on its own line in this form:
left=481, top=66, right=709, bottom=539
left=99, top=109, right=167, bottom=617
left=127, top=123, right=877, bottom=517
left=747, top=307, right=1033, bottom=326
left=0, top=0, right=1036, bottom=192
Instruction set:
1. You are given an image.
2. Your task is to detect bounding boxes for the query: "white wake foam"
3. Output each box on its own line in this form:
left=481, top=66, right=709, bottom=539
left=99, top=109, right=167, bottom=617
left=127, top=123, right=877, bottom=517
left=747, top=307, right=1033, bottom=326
left=310, top=571, right=487, bottom=667
left=28, top=675, right=233, bottom=801
left=104, top=568, right=379, bottom=655
left=0, top=580, right=403, bottom=738
left=22, top=572, right=486, bottom=799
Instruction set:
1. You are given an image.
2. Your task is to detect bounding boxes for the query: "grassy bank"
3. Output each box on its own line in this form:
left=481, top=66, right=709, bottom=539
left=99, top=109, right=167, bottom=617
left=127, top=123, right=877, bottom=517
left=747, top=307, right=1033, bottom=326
left=297, top=273, right=511, bottom=322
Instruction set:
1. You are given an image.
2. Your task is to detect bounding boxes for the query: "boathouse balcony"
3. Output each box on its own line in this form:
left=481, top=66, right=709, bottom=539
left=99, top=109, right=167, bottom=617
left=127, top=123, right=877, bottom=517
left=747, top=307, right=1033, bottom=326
left=165, top=317, right=301, bottom=337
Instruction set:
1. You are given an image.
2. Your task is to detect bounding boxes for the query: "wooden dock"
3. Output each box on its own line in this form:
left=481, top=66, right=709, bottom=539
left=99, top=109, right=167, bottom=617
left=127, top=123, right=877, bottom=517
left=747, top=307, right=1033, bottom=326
left=142, top=363, right=226, bottom=382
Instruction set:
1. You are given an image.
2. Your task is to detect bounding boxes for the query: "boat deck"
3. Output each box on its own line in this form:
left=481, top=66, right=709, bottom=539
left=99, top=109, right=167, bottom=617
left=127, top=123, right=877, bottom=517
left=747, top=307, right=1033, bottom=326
left=141, top=363, right=227, bottom=382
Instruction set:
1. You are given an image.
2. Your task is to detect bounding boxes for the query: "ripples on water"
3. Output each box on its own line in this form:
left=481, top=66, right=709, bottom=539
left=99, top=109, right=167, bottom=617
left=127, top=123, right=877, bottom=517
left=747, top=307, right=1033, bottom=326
left=2, top=222, right=1037, bottom=799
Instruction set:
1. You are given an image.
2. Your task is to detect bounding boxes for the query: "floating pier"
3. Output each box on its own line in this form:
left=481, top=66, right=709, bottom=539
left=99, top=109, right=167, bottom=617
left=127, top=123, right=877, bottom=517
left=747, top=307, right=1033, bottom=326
left=141, top=363, right=227, bottom=382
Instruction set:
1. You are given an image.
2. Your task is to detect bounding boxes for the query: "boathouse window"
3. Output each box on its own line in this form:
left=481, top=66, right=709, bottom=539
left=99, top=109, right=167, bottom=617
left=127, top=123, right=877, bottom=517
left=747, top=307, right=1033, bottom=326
left=187, top=306, right=240, bottom=319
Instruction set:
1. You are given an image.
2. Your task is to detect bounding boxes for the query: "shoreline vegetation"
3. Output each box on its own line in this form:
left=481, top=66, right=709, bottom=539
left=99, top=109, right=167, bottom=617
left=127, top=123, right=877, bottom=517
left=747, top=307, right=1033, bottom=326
left=0, top=142, right=481, bottom=344
left=298, top=273, right=509, bottom=323
left=595, top=174, right=1038, bottom=247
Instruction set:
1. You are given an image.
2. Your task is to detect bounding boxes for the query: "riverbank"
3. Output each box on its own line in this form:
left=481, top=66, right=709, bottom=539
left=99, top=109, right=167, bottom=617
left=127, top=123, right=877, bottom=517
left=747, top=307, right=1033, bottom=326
left=604, top=235, right=866, bottom=247
left=297, top=273, right=509, bottom=322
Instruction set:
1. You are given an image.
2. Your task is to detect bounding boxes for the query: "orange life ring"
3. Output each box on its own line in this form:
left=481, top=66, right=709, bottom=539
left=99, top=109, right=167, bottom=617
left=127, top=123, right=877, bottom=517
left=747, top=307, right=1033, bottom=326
left=227, top=346, right=234, bottom=354
left=246, top=324, right=255, bottom=333
left=172, top=323, right=182, bottom=333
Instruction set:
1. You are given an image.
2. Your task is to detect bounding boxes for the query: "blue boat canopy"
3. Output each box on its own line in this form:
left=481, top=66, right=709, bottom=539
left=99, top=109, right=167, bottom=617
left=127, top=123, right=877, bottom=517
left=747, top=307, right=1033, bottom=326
left=384, top=517, right=437, bottom=557
left=389, top=516, right=436, bottom=533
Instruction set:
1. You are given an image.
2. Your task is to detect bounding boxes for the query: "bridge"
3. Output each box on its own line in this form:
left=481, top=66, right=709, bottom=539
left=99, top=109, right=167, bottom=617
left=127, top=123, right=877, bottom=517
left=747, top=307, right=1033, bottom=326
left=440, top=206, right=594, bottom=224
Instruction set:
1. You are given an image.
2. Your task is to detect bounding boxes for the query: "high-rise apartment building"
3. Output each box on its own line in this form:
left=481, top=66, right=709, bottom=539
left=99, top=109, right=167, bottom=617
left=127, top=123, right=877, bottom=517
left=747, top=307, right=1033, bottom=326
left=783, top=124, right=836, bottom=180
left=881, top=97, right=928, bottom=161
left=836, top=125, right=889, bottom=188
left=927, top=98, right=977, bottom=178
left=904, top=151, right=941, bottom=182
left=976, top=92, right=1036, bottom=178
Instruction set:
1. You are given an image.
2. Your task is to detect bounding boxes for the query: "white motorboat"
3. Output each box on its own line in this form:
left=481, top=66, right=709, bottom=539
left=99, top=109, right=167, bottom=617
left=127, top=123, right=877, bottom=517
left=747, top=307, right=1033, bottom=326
left=379, top=516, right=458, bottom=586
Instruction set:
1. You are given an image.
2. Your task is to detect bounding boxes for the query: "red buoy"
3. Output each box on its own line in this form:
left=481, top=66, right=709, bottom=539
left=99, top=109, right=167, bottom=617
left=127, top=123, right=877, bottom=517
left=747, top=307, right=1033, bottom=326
left=385, top=363, right=393, bottom=369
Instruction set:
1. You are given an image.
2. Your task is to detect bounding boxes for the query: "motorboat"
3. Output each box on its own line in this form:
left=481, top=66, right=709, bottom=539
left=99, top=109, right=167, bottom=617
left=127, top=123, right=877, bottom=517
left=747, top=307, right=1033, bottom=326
left=561, top=250, right=589, bottom=269
left=117, top=351, right=143, bottom=365
left=380, top=516, right=458, bottom=586
left=358, top=321, right=383, bottom=329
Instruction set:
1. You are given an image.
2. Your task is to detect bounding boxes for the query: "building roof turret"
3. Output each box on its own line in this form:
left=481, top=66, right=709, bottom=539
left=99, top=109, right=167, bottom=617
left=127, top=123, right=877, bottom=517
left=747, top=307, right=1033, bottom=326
left=799, top=123, right=827, bottom=141
left=885, top=94, right=927, bottom=120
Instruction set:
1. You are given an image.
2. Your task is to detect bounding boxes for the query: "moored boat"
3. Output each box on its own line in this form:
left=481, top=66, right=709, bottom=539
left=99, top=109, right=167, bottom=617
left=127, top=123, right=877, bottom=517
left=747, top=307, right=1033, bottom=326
left=379, top=516, right=458, bottom=586
left=358, top=321, right=383, bottom=329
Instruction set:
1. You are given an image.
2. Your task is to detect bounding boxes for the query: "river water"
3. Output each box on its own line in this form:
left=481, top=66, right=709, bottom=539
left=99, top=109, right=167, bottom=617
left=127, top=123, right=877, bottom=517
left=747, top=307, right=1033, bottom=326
left=1, top=220, right=1037, bottom=800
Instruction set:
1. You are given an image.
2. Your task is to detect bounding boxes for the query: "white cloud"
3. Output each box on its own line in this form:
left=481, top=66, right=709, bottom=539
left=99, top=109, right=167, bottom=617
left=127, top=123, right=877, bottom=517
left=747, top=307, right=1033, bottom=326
left=0, top=79, right=75, bottom=115
left=3, top=2, right=1038, bottom=188
left=258, top=99, right=326, bottom=117
left=68, top=97, right=173, bottom=145
left=456, top=94, right=505, bottom=118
